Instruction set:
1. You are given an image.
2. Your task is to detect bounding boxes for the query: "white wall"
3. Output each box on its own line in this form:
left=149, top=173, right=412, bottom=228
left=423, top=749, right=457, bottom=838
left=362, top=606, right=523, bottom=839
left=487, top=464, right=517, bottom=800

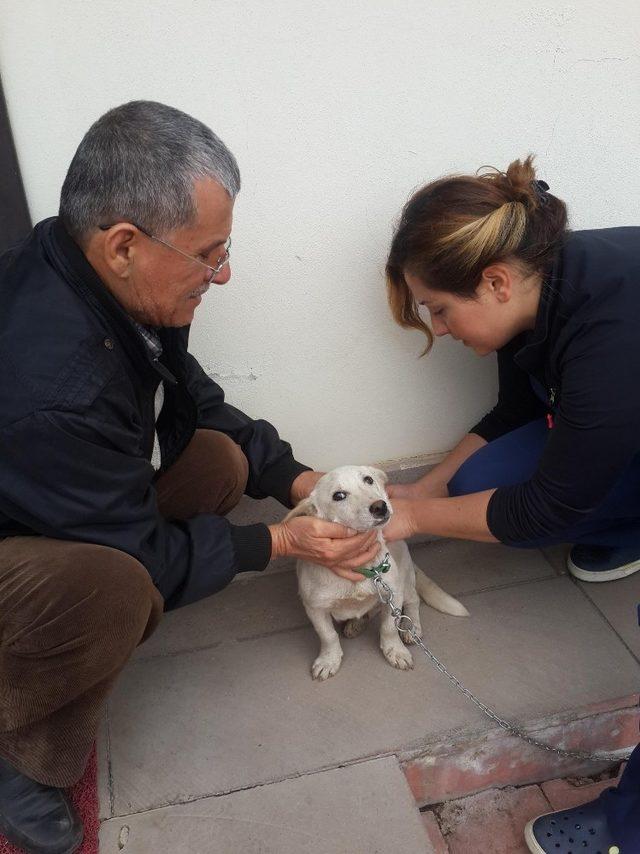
left=1, top=0, right=638, bottom=469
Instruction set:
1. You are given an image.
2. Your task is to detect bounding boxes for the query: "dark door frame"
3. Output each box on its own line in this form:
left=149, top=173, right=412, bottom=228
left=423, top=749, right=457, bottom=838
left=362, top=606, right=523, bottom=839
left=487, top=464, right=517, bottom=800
left=0, top=75, right=32, bottom=253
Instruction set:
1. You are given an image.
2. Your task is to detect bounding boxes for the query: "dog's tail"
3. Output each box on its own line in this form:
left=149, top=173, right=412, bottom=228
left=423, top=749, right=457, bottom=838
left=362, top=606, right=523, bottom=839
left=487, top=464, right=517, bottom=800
left=414, top=567, right=470, bottom=617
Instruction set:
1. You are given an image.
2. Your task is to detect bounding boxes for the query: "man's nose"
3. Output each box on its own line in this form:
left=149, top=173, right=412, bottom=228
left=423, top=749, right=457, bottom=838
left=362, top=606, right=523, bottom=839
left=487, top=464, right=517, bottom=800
left=211, top=263, right=231, bottom=285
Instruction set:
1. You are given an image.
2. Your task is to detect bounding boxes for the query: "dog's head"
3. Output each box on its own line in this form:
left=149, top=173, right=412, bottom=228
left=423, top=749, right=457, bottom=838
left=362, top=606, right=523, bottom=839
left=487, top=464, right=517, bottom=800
left=287, top=465, right=392, bottom=531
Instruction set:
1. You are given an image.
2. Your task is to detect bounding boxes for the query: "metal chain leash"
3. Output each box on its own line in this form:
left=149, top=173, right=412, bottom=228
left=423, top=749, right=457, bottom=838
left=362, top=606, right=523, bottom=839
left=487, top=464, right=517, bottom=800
left=371, top=571, right=631, bottom=763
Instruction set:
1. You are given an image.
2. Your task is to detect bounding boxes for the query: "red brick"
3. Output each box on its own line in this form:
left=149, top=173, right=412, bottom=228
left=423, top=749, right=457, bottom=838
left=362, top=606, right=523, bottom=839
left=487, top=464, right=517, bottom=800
left=575, top=693, right=639, bottom=717
left=403, top=701, right=638, bottom=806
left=437, top=785, right=549, bottom=854
left=421, top=810, right=449, bottom=854
left=541, top=763, right=626, bottom=810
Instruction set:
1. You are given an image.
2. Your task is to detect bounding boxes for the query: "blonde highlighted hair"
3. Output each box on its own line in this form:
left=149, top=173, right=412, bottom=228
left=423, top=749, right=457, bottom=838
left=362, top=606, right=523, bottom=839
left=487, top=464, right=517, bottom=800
left=386, top=155, right=568, bottom=352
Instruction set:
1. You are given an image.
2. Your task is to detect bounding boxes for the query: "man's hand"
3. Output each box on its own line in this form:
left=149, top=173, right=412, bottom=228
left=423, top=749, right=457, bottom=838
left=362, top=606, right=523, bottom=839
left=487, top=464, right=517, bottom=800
left=269, top=517, right=380, bottom=582
left=290, top=470, right=325, bottom=506
left=379, top=497, right=418, bottom=542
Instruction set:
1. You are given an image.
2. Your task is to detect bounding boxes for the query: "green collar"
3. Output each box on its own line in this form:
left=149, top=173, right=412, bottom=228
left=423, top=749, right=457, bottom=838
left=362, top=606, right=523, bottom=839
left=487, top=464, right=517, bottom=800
left=356, top=551, right=391, bottom=578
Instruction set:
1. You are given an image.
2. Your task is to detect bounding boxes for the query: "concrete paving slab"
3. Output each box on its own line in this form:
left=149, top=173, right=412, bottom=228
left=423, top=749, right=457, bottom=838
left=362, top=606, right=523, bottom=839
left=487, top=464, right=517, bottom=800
left=106, top=576, right=640, bottom=814
left=540, top=543, right=569, bottom=575
left=416, top=577, right=639, bottom=721
left=578, top=573, right=640, bottom=660
left=135, top=569, right=306, bottom=660
left=108, top=623, right=486, bottom=814
left=99, top=757, right=430, bottom=854
left=254, top=555, right=298, bottom=576
left=411, top=539, right=556, bottom=596
left=138, top=539, right=555, bottom=660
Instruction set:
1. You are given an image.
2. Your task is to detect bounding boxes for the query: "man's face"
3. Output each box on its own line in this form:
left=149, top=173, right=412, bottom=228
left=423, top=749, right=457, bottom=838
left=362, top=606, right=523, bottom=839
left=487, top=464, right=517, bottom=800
left=123, top=177, right=234, bottom=327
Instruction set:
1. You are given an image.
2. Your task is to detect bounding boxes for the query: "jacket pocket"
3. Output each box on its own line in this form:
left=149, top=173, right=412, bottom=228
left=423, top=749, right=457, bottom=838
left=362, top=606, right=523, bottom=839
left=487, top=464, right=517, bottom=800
left=43, top=335, right=123, bottom=410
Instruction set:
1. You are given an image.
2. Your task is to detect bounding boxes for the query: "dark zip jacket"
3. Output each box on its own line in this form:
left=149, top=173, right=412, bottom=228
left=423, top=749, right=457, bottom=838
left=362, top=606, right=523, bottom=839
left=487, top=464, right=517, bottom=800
left=0, top=218, right=309, bottom=608
left=470, top=227, right=640, bottom=544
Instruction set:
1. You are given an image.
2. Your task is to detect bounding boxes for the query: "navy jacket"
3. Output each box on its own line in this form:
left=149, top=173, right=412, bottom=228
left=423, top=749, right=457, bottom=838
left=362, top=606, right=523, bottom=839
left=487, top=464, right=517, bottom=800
left=0, top=219, right=309, bottom=608
left=471, top=227, right=640, bottom=544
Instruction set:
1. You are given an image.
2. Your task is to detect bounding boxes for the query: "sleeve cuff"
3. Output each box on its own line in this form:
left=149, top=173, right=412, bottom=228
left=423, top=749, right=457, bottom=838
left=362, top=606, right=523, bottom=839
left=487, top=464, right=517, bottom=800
left=486, top=489, right=506, bottom=542
left=257, top=456, right=312, bottom=508
left=229, top=522, right=273, bottom=573
left=486, top=485, right=540, bottom=546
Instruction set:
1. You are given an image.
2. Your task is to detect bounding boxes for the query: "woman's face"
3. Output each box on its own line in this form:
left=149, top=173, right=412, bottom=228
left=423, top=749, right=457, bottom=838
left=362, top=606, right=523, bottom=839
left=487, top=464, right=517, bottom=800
left=403, top=266, right=539, bottom=356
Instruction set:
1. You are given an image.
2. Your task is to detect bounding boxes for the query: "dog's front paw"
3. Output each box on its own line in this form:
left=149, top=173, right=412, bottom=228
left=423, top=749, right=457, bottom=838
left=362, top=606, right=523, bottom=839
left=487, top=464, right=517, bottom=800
left=382, top=643, right=414, bottom=670
left=311, top=652, right=343, bottom=680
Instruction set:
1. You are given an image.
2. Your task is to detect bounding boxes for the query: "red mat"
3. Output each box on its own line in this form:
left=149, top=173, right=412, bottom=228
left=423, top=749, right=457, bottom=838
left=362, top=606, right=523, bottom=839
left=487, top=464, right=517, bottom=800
left=0, top=747, right=99, bottom=854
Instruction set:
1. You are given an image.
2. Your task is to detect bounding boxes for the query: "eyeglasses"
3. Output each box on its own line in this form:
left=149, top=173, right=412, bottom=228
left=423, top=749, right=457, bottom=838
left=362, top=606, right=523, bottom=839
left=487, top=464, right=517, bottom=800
left=99, top=221, right=231, bottom=283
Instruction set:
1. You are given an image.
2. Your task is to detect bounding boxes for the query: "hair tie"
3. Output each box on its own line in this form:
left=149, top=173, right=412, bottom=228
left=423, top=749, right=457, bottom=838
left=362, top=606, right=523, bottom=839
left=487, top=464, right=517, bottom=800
left=531, top=179, right=550, bottom=206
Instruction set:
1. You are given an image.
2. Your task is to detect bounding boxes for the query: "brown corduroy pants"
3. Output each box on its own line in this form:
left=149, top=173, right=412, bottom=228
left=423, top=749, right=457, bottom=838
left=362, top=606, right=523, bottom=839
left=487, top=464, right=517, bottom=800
left=0, top=429, right=249, bottom=788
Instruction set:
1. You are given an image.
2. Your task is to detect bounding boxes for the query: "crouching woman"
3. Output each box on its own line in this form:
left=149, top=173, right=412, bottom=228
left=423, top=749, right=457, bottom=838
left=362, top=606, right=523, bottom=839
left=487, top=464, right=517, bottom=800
left=382, top=155, right=640, bottom=853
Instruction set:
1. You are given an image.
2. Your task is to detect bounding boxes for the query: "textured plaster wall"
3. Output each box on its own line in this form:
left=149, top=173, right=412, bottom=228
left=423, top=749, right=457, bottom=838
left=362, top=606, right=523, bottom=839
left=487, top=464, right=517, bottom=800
left=1, top=0, right=638, bottom=469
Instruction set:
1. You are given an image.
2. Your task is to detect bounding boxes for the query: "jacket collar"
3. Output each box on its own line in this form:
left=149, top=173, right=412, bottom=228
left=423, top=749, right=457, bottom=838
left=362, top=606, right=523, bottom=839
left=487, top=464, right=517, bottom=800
left=44, top=218, right=177, bottom=386
left=512, top=247, right=564, bottom=376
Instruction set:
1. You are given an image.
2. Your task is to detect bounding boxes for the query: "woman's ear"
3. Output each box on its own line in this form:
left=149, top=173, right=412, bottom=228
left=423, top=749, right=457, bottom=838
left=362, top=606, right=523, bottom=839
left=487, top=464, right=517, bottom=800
left=283, top=496, right=318, bottom=523
left=480, top=263, right=513, bottom=303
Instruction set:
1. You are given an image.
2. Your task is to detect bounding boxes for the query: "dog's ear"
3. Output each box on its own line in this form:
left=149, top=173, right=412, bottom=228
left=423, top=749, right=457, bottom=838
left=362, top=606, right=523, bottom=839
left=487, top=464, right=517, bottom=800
left=283, top=496, right=318, bottom=522
left=371, top=467, right=389, bottom=485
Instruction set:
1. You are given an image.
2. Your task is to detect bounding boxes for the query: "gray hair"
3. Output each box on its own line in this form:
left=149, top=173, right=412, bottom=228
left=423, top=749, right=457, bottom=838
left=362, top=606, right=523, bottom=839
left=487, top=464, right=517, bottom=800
left=59, top=100, right=240, bottom=242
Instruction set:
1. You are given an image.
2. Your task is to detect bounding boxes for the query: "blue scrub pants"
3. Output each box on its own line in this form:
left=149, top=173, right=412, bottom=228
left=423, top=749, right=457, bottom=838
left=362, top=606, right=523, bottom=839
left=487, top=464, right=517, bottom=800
left=447, top=417, right=640, bottom=844
left=448, top=418, right=640, bottom=549
left=600, top=746, right=640, bottom=850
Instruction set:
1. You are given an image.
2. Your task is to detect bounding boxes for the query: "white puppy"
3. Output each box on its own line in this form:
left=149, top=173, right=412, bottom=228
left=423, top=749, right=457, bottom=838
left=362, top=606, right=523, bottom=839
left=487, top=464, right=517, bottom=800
left=285, top=465, right=469, bottom=680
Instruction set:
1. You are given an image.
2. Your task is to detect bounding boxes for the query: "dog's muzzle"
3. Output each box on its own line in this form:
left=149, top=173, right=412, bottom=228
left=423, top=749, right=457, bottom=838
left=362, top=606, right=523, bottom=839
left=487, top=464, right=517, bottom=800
left=369, top=500, right=390, bottom=524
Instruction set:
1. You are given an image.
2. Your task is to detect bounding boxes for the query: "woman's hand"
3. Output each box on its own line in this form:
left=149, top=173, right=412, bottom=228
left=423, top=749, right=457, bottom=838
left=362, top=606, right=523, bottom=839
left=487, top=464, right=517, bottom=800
left=269, top=517, right=380, bottom=582
left=385, top=491, right=497, bottom=543
left=386, top=434, right=487, bottom=503
left=381, top=497, right=418, bottom=542
left=290, top=470, right=325, bottom=505
left=387, top=477, right=447, bottom=501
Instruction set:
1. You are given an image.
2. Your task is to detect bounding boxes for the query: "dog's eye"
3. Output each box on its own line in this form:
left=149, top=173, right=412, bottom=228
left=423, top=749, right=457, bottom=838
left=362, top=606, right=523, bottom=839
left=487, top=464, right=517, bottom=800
left=363, top=475, right=374, bottom=485
left=332, top=491, right=347, bottom=501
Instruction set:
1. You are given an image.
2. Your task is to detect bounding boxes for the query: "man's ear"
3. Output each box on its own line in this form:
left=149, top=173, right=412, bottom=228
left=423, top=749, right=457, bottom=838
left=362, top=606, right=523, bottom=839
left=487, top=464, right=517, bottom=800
left=283, top=497, right=318, bottom=522
left=89, top=223, right=139, bottom=280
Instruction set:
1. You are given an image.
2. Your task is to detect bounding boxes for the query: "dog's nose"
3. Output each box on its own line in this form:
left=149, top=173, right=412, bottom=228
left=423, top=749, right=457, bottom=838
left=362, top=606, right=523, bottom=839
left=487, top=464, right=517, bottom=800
left=369, top=500, right=388, bottom=518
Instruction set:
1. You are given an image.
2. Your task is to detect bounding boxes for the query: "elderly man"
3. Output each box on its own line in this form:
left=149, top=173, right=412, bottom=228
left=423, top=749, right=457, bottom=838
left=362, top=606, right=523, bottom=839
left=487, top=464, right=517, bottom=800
left=0, top=101, right=379, bottom=854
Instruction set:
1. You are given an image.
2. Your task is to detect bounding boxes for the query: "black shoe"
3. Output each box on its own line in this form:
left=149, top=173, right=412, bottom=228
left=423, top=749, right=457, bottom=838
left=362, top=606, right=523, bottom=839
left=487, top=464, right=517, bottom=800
left=0, top=756, right=83, bottom=854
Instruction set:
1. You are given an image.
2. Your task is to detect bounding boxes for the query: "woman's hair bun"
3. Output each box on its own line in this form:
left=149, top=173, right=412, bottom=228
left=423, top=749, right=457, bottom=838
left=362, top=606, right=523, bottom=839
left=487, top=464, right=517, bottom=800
left=484, top=155, right=546, bottom=212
